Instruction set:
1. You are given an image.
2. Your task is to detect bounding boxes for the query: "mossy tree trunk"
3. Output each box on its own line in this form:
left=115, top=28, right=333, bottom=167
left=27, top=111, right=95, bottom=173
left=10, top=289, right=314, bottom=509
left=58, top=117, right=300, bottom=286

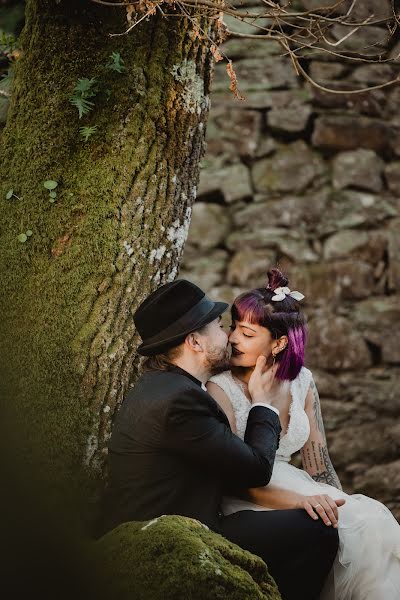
left=0, top=0, right=216, bottom=519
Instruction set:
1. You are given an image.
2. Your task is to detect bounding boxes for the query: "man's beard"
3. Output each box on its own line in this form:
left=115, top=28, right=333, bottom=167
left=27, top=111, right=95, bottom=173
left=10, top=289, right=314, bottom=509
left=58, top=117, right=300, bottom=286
left=204, top=344, right=231, bottom=376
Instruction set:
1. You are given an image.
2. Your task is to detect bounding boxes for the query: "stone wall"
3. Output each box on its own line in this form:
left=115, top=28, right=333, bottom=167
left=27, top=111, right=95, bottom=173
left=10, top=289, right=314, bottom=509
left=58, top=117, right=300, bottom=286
left=180, top=0, right=400, bottom=518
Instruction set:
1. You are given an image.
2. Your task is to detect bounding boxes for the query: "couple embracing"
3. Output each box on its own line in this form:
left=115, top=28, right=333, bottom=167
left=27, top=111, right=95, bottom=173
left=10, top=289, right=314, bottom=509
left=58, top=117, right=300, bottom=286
left=102, top=268, right=400, bottom=599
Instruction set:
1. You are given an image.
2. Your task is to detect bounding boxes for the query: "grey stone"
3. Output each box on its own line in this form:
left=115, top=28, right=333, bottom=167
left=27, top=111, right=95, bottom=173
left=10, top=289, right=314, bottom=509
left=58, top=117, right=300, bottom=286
left=226, top=227, right=318, bottom=262
left=323, top=230, right=370, bottom=260
left=252, top=141, right=325, bottom=194
left=212, top=57, right=299, bottom=109
left=290, top=260, right=376, bottom=305
left=385, top=162, right=400, bottom=195
left=186, top=203, right=231, bottom=250
left=351, top=64, right=396, bottom=86
left=249, top=189, right=330, bottom=233
left=387, top=219, right=400, bottom=291
left=327, top=24, right=388, bottom=57
left=310, top=86, right=385, bottom=117
left=227, top=248, right=277, bottom=287
left=268, top=103, right=312, bottom=134
left=234, top=190, right=327, bottom=231
left=312, top=115, right=392, bottom=153
left=352, top=296, right=400, bottom=364
left=179, top=249, right=229, bottom=290
left=198, top=162, right=253, bottom=203
left=223, top=14, right=273, bottom=36
left=307, top=313, right=371, bottom=371
left=332, top=149, right=384, bottom=192
left=353, top=459, right=400, bottom=501
left=309, top=61, right=348, bottom=82
left=206, top=108, right=261, bottom=160
left=327, top=421, right=399, bottom=469
left=317, top=190, right=398, bottom=237
left=220, top=37, right=282, bottom=60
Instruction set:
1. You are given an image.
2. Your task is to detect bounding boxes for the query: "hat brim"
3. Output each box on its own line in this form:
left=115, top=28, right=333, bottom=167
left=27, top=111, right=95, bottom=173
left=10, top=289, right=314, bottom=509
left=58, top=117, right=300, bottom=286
left=137, top=301, right=229, bottom=356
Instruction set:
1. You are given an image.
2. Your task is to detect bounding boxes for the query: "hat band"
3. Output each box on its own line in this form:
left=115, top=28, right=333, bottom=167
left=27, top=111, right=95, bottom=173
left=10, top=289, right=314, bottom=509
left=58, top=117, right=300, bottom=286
left=141, top=295, right=216, bottom=346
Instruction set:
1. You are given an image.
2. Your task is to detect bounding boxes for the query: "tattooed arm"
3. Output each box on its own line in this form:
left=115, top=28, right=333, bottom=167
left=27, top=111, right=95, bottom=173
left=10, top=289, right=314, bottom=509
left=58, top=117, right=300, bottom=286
left=300, top=377, right=342, bottom=490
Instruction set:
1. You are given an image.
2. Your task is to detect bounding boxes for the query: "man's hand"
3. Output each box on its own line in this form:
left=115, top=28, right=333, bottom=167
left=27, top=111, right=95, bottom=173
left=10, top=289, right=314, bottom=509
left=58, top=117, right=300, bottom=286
left=248, top=356, right=279, bottom=405
left=297, top=494, right=346, bottom=528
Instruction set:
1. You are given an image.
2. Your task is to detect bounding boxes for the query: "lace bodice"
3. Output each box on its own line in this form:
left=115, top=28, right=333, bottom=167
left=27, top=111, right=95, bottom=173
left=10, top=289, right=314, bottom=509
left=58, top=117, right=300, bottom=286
left=209, top=367, right=312, bottom=462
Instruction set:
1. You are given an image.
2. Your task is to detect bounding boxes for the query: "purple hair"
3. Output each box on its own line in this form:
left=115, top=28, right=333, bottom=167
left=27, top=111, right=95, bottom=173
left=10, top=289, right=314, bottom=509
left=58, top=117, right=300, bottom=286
left=231, top=268, right=307, bottom=381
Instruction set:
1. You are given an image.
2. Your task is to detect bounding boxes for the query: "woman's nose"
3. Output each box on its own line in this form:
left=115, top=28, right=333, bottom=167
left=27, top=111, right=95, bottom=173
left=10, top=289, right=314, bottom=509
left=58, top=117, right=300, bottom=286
left=228, top=330, right=236, bottom=344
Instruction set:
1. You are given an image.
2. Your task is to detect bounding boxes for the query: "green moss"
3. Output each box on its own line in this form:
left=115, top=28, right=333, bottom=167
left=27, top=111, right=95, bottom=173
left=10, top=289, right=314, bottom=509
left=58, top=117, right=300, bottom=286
left=97, top=516, right=281, bottom=600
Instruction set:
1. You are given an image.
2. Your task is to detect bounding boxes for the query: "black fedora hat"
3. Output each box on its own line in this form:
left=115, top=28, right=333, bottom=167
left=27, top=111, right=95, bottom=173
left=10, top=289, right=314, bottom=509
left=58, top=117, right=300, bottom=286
left=134, top=280, right=228, bottom=356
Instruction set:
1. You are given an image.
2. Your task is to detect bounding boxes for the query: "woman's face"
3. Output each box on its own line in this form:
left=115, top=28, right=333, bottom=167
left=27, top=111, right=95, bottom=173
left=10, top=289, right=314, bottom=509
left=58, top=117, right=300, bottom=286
left=228, top=319, right=275, bottom=368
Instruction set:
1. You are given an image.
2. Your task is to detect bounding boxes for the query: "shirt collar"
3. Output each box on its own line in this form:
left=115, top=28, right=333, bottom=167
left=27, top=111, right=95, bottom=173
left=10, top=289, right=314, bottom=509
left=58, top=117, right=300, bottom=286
left=166, top=364, right=206, bottom=390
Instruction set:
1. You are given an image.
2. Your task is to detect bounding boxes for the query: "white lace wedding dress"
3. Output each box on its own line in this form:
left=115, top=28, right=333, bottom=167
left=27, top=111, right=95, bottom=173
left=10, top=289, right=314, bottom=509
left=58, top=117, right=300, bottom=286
left=209, top=368, right=400, bottom=599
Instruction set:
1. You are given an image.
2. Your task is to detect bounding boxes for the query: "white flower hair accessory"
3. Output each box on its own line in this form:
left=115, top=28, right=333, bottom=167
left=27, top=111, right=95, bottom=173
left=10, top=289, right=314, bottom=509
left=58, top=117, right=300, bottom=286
left=271, top=286, right=305, bottom=302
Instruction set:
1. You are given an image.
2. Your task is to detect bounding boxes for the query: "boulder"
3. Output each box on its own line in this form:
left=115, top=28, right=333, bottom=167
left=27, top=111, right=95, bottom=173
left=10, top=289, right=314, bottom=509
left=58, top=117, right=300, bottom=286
left=332, top=149, right=384, bottom=193
left=252, top=141, right=325, bottom=195
left=97, top=516, right=281, bottom=600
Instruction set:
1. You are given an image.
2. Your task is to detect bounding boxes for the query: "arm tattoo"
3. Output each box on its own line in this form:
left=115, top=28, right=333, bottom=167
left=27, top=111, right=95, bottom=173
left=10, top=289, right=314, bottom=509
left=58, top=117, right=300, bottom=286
left=312, top=444, right=342, bottom=490
left=311, top=378, right=325, bottom=438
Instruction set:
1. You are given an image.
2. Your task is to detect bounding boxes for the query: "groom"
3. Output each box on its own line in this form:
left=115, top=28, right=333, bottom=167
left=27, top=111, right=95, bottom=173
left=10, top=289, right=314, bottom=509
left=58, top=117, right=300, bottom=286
left=102, top=280, right=338, bottom=600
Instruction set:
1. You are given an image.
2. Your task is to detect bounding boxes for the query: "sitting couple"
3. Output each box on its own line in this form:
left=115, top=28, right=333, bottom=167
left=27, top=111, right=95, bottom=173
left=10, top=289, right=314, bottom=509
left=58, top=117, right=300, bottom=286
left=103, top=269, right=400, bottom=599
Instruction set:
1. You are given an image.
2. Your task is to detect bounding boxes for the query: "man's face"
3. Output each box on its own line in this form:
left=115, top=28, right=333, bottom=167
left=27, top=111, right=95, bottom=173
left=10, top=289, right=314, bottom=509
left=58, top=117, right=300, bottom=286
left=198, top=317, right=231, bottom=375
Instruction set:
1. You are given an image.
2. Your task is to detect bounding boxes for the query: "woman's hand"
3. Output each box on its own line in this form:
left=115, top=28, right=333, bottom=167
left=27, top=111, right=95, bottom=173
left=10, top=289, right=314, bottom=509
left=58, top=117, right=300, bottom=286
left=248, top=356, right=279, bottom=405
left=297, top=493, right=346, bottom=528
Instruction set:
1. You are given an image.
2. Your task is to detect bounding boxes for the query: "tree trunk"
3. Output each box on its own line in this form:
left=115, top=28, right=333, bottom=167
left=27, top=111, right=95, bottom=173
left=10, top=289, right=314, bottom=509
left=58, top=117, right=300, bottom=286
left=0, top=0, right=215, bottom=517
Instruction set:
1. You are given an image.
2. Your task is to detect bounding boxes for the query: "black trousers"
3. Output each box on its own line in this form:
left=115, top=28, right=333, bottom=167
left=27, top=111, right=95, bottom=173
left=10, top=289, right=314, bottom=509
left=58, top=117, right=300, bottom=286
left=220, top=509, right=338, bottom=600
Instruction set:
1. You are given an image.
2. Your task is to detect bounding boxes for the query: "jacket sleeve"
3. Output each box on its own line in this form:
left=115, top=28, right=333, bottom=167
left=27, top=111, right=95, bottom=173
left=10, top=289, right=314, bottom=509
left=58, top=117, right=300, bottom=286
left=165, top=385, right=281, bottom=489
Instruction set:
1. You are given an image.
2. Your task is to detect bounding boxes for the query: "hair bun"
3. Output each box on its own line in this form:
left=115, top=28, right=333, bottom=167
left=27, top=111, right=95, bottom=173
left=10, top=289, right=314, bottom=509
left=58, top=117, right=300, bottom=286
left=267, top=267, right=289, bottom=291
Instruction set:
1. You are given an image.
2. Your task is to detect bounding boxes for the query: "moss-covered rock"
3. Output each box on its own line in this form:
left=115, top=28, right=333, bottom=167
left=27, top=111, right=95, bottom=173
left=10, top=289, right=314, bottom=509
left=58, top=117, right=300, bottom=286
left=97, top=515, right=281, bottom=600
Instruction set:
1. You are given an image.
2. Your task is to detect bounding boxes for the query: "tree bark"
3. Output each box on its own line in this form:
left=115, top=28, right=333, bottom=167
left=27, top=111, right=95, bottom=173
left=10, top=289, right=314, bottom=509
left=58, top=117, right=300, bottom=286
left=0, top=0, right=216, bottom=517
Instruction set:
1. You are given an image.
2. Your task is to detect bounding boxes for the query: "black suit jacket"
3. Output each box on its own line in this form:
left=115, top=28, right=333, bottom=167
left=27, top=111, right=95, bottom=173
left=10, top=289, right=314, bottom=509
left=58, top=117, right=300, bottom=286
left=102, top=366, right=281, bottom=534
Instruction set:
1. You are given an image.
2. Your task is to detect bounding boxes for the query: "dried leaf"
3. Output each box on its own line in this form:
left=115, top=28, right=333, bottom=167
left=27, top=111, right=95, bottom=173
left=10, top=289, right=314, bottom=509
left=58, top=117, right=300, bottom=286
left=226, top=60, right=244, bottom=101
left=210, top=44, right=223, bottom=62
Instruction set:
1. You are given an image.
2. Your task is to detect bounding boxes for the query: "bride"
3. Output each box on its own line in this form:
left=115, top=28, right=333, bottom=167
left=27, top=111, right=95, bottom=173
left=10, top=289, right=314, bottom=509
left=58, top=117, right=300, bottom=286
left=207, top=267, right=400, bottom=599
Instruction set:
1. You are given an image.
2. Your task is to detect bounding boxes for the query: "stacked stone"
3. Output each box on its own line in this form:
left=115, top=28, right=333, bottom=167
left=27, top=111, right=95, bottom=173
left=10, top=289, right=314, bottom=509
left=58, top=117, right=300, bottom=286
left=180, top=0, right=400, bottom=518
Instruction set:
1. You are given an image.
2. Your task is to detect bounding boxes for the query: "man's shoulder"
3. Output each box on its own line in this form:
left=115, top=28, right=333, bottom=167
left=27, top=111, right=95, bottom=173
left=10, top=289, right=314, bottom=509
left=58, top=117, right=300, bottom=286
left=124, top=370, right=200, bottom=404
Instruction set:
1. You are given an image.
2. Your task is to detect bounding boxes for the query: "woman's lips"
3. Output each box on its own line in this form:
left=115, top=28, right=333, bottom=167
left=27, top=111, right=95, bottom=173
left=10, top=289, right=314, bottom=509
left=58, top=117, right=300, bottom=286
left=231, top=347, right=244, bottom=356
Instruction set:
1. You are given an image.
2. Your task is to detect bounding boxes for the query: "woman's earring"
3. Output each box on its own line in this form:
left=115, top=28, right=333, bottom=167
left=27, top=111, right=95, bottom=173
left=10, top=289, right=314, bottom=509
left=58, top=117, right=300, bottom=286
left=272, top=353, right=276, bottom=367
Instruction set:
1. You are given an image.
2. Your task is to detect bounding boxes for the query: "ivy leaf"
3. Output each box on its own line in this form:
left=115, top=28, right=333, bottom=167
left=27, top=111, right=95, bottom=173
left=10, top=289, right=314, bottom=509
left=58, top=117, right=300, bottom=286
left=6, top=189, right=13, bottom=199
left=79, top=125, right=98, bottom=142
left=18, top=233, right=27, bottom=243
left=44, top=180, right=58, bottom=190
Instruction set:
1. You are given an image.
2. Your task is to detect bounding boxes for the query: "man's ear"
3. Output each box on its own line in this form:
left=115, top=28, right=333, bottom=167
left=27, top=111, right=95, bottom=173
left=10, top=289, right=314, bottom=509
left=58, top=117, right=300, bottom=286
left=184, top=332, right=203, bottom=353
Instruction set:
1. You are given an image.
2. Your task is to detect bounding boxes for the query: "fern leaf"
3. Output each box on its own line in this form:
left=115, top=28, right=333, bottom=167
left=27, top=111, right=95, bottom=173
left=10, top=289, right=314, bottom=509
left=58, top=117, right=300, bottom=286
left=69, top=96, right=95, bottom=119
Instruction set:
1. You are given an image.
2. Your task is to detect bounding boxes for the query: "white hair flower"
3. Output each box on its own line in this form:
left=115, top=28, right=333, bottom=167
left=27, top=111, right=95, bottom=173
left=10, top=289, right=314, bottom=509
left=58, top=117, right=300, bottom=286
left=271, top=286, right=305, bottom=302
